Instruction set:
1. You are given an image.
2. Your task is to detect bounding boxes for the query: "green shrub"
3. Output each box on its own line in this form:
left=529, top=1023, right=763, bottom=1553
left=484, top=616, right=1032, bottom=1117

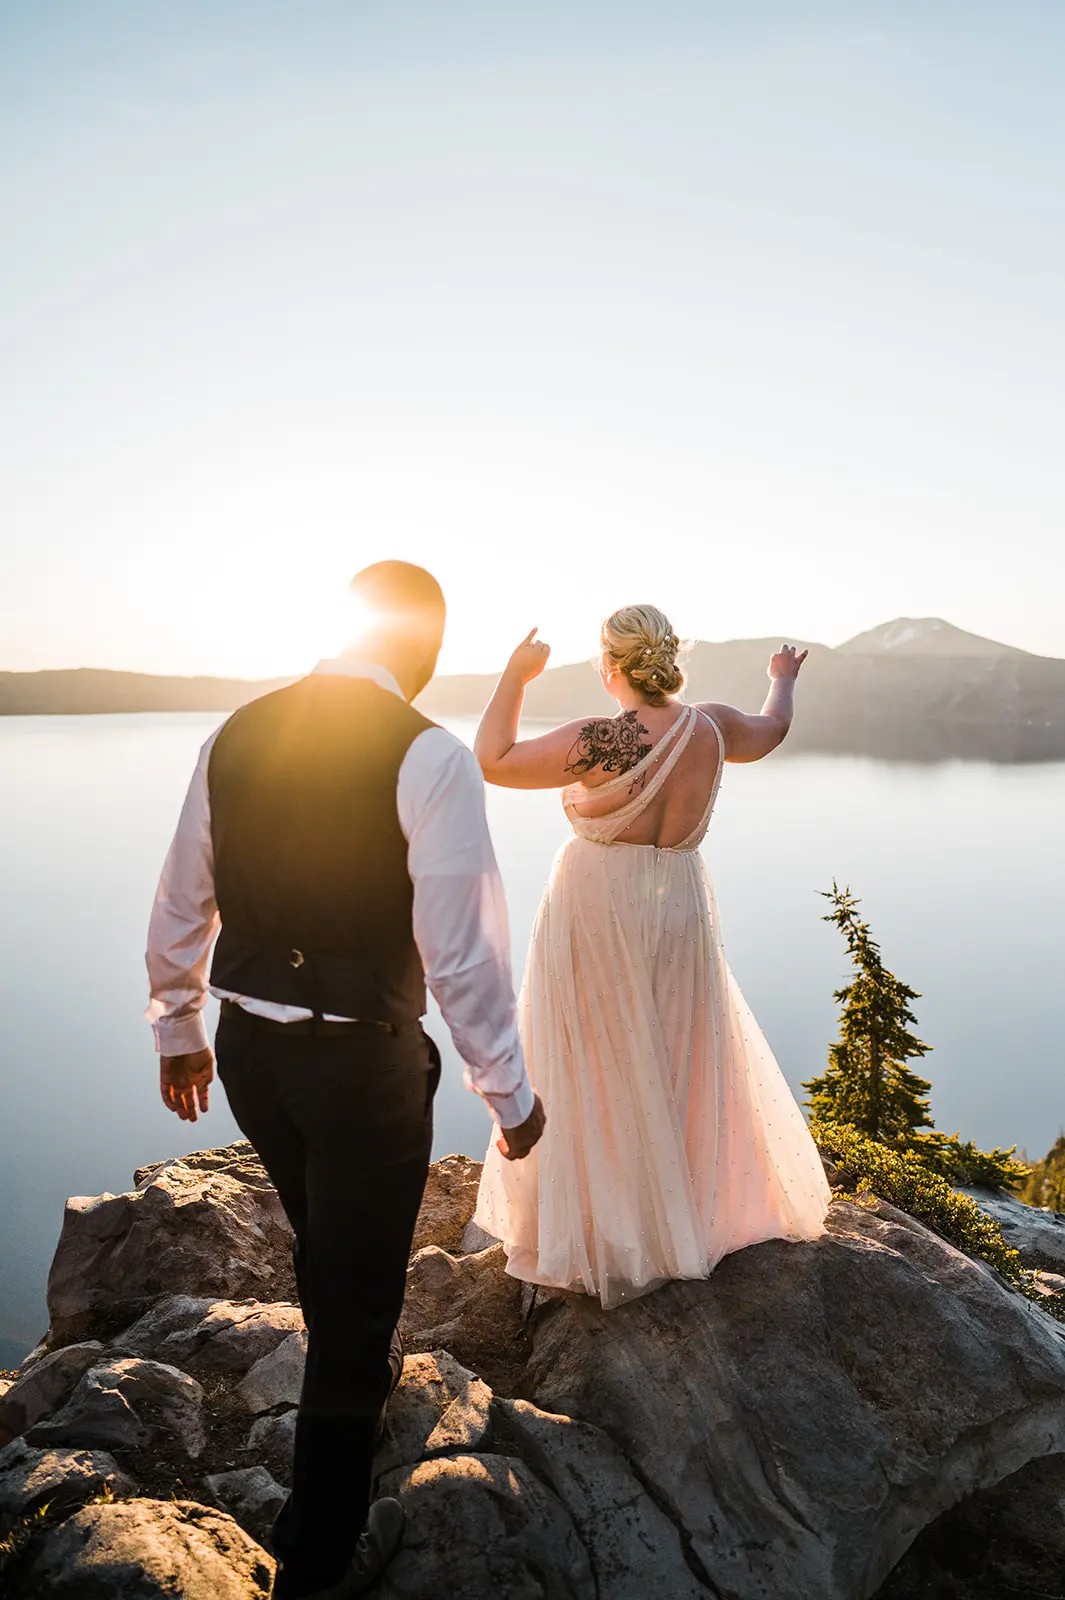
left=1017, top=1134, right=1065, bottom=1210
left=902, top=1129, right=1030, bottom=1191
left=812, top=1117, right=1029, bottom=1289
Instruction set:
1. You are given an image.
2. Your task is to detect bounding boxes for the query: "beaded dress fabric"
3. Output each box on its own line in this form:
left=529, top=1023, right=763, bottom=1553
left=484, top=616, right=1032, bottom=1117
left=474, top=704, right=832, bottom=1309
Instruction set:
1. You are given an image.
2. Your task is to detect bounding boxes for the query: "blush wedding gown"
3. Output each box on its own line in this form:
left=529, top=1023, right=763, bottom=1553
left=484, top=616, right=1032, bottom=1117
left=473, top=703, right=832, bottom=1309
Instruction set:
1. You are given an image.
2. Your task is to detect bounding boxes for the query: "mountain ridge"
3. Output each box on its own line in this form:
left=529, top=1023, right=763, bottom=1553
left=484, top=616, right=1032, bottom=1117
left=2, top=619, right=1063, bottom=762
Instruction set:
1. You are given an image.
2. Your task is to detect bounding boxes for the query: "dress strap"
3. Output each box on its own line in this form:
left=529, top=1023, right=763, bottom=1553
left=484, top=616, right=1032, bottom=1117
left=564, top=705, right=698, bottom=829
left=672, top=710, right=726, bottom=851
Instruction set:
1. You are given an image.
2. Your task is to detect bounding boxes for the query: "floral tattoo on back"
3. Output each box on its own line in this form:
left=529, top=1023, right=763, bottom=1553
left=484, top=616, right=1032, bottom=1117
left=565, top=710, right=653, bottom=788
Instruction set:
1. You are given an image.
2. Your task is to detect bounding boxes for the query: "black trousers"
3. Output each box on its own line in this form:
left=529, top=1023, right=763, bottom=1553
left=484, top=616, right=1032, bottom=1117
left=215, top=1003, right=440, bottom=1596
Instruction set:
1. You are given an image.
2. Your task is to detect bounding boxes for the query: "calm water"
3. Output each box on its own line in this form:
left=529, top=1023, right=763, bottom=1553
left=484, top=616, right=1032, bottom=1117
left=2, top=712, right=1063, bottom=1363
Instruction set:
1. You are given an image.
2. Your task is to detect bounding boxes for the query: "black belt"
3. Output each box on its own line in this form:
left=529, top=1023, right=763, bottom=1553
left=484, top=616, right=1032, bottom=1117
left=220, top=998, right=401, bottom=1036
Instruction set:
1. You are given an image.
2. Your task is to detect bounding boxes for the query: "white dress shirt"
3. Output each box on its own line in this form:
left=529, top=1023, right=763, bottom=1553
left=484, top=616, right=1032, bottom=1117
left=145, top=658, right=535, bottom=1129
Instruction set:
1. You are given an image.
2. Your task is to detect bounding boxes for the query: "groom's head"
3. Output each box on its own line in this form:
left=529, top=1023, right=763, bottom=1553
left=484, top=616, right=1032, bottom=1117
left=347, top=561, right=447, bottom=702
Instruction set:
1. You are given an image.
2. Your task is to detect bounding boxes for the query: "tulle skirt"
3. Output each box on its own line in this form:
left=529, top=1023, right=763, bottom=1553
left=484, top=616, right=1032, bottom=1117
left=474, top=835, right=832, bottom=1309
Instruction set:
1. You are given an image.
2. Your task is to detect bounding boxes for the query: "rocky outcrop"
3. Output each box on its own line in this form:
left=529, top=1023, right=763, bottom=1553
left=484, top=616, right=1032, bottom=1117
left=16, top=1497, right=273, bottom=1598
left=46, top=1147, right=295, bottom=1346
left=26, top=1359, right=206, bottom=1459
left=5, top=1145, right=1065, bottom=1600
left=490, top=1398, right=707, bottom=1600
left=114, top=1295, right=304, bottom=1374
left=525, top=1194, right=1065, bottom=1600
left=378, top=1453, right=595, bottom=1597
left=957, top=1182, right=1065, bottom=1274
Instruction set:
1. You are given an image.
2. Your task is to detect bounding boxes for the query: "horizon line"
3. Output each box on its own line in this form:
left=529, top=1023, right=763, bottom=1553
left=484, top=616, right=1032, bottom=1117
left=0, top=615, right=1056, bottom=680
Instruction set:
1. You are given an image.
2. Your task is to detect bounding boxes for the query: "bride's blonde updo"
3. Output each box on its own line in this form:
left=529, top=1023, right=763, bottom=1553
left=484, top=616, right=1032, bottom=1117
left=599, top=604, right=686, bottom=706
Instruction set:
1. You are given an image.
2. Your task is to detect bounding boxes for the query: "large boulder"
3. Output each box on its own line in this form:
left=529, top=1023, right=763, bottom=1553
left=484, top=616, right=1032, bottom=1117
left=0, top=1342, right=105, bottom=1446
left=376, top=1454, right=593, bottom=1599
left=492, top=1397, right=709, bottom=1600
left=525, top=1193, right=1065, bottom=1600
left=236, top=1331, right=307, bottom=1414
left=376, top=1351, right=491, bottom=1475
left=0, top=1439, right=135, bottom=1534
left=46, top=1150, right=295, bottom=1347
left=400, top=1243, right=528, bottom=1396
left=410, top=1153, right=483, bottom=1255
left=13, top=1497, right=274, bottom=1599
left=27, top=1359, right=206, bottom=1459
left=115, top=1296, right=304, bottom=1375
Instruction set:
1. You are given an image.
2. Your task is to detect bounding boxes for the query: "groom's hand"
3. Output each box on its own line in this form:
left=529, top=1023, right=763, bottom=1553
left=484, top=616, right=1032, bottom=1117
left=160, top=1048, right=215, bottom=1122
left=496, top=1094, right=546, bottom=1161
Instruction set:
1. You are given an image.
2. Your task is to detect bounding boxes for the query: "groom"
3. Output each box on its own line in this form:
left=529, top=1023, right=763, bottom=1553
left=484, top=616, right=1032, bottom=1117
left=145, top=561, right=545, bottom=1599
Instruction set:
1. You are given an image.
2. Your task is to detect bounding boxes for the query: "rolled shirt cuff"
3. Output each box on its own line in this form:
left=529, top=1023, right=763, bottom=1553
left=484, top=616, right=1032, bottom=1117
left=152, top=1011, right=211, bottom=1057
left=483, top=1074, right=536, bottom=1130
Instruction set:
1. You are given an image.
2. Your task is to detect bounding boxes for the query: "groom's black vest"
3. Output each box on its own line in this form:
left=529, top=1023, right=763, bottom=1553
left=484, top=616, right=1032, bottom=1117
left=207, top=675, right=436, bottom=1024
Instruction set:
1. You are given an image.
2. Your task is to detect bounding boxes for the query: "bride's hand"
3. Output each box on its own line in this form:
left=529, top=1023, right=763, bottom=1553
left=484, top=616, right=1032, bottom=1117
left=507, top=628, right=551, bottom=685
left=768, top=644, right=808, bottom=679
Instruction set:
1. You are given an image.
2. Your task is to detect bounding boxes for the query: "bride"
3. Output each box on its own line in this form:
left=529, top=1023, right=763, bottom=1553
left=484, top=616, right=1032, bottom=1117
left=472, top=604, right=832, bottom=1309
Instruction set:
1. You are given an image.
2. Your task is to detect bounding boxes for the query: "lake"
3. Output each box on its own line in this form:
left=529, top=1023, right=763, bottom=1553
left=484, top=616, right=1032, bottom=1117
left=2, top=712, right=1063, bottom=1365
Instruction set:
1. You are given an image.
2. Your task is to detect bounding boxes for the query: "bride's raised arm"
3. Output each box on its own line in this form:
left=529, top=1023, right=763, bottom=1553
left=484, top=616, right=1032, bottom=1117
left=698, top=643, right=808, bottom=763
left=474, top=629, right=609, bottom=790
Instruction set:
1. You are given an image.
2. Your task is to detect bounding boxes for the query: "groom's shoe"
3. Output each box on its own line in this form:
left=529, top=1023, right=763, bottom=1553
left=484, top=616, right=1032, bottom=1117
left=295, top=1498, right=405, bottom=1600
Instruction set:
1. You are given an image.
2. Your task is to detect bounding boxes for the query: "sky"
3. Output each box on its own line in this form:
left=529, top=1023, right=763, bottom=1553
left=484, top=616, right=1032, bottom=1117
left=2, top=1, right=1063, bottom=678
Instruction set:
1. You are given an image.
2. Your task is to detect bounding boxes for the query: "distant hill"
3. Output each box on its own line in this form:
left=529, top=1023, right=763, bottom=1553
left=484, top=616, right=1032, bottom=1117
left=3, top=621, right=1065, bottom=761
left=0, top=668, right=295, bottom=717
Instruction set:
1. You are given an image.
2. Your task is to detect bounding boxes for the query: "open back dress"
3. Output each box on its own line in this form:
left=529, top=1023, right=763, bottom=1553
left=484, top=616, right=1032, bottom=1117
left=473, top=704, right=832, bottom=1309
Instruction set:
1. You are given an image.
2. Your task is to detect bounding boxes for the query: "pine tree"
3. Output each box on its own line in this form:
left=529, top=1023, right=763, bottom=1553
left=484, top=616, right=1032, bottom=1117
left=806, top=882, right=1029, bottom=1192
left=803, top=882, right=934, bottom=1140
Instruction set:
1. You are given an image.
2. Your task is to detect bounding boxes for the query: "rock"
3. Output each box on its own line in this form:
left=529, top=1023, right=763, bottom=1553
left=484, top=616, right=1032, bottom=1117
left=204, top=1465, right=286, bottom=1538
left=46, top=1148, right=295, bottom=1346
left=0, top=1439, right=135, bottom=1534
left=874, top=1451, right=1065, bottom=1598
left=376, top=1454, right=593, bottom=1599
left=958, top=1183, right=1065, bottom=1273
left=0, top=1342, right=105, bottom=1446
left=526, top=1194, right=1065, bottom=1600
left=375, top=1351, right=491, bottom=1474
left=116, top=1296, right=304, bottom=1374
left=246, top=1408, right=297, bottom=1474
left=16, top=1496, right=274, bottom=1598
left=133, top=1140, right=276, bottom=1193
left=493, top=1397, right=709, bottom=1599
left=110, top=1297, right=212, bottom=1358
left=400, top=1244, right=528, bottom=1396
left=410, top=1153, right=483, bottom=1256
left=27, top=1358, right=206, bottom=1459
left=1029, top=1269, right=1065, bottom=1299
left=236, top=1331, right=307, bottom=1413
left=13, top=1343, right=48, bottom=1377
left=460, top=1218, right=497, bottom=1254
